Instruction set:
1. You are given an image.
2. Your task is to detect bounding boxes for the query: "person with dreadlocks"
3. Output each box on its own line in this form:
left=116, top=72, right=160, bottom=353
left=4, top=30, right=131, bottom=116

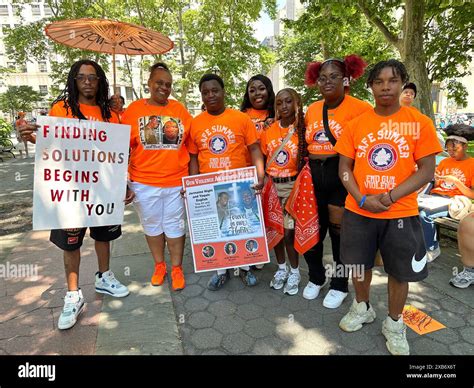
left=260, top=88, right=307, bottom=295
left=18, top=59, right=133, bottom=330
left=334, top=59, right=442, bottom=355
left=302, top=54, right=372, bottom=309
left=419, top=124, right=474, bottom=262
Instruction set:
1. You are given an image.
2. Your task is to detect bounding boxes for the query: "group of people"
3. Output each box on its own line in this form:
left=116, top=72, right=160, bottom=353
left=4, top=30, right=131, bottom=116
left=17, top=54, right=473, bottom=357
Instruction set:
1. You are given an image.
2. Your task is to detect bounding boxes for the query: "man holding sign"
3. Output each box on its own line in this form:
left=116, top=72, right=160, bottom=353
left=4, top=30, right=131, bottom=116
left=188, top=73, right=265, bottom=291
left=18, top=60, right=133, bottom=330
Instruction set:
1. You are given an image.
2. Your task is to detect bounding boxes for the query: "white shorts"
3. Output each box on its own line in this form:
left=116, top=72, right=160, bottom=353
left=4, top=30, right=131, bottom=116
left=129, top=181, right=185, bottom=238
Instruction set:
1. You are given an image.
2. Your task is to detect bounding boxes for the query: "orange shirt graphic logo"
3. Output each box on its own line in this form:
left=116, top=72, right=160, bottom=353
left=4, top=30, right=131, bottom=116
left=208, top=135, right=228, bottom=154
left=313, top=129, right=330, bottom=144
left=368, top=144, right=398, bottom=171
left=275, top=149, right=290, bottom=167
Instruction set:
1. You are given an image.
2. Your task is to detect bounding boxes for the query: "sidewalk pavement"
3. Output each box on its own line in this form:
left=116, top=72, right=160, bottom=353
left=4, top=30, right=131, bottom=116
left=0, top=154, right=473, bottom=355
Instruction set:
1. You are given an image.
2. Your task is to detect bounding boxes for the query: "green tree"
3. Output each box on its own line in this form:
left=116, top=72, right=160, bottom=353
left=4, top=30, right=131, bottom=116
left=281, top=1, right=473, bottom=119
left=4, top=0, right=277, bottom=108
left=0, top=86, right=43, bottom=119
left=277, top=3, right=395, bottom=106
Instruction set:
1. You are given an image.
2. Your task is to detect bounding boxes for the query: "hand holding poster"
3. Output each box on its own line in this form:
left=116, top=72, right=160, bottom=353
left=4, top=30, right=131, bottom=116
left=32, top=116, right=131, bottom=230
left=183, top=167, right=270, bottom=272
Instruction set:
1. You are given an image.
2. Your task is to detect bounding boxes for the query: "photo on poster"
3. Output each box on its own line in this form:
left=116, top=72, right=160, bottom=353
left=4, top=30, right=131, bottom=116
left=202, top=245, right=215, bottom=258
left=214, top=181, right=263, bottom=238
left=138, top=115, right=184, bottom=150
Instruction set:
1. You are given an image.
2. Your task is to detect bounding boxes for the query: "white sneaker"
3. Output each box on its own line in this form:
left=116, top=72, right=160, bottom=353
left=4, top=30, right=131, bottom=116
left=254, top=264, right=265, bottom=269
left=427, top=246, right=441, bottom=262
left=339, top=298, right=376, bottom=332
left=283, top=271, right=301, bottom=295
left=382, top=316, right=410, bottom=355
left=450, top=268, right=474, bottom=288
left=95, top=270, right=130, bottom=297
left=323, top=289, right=348, bottom=309
left=303, top=277, right=328, bottom=300
left=58, top=289, right=85, bottom=330
left=270, top=266, right=289, bottom=290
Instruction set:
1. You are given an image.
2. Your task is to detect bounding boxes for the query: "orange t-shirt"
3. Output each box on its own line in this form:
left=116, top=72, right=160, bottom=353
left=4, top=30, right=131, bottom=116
left=260, top=121, right=299, bottom=178
left=244, top=108, right=273, bottom=138
left=188, top=108, right=258, bottom=174
left=334, top=106, right=443, bottom=219
left=431, top=157, right=474, bottom=197
left=305, top=95, right=372, bottom=156
left=49, top=101, right=119, bottom=123
left=123, top=98, right=192, bottom=187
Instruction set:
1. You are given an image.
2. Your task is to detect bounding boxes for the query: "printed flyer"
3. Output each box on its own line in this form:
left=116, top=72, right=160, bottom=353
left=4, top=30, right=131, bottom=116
left=183, top=167, right=270, bottom=272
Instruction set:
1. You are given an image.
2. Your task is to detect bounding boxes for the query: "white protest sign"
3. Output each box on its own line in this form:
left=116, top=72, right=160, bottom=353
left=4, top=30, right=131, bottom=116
left=33, top=116, right=131, bottom=230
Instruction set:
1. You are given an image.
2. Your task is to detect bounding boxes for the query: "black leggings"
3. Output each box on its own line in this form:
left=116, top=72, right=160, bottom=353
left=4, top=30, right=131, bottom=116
left=303, top=157, right=348, bottom=292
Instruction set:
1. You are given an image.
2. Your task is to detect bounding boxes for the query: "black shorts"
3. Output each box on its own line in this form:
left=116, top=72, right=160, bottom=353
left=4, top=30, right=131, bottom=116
left=49, top=225, right=122, bottom=251
left=340, top=210, right=428, bottom=282
left=309, top=156, right=347, bottom=207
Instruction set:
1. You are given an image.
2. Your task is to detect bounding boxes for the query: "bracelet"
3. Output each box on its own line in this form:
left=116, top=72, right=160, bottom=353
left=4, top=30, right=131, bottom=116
left=359, top=195, right=367, bottom=208
left=388, top=190, right=395, bottom=204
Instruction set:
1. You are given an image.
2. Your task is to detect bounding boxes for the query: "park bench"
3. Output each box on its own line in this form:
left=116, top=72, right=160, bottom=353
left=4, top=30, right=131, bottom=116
left=0, top=137, right=16, bottom=162
left=434, top=216, right=459, bottom=241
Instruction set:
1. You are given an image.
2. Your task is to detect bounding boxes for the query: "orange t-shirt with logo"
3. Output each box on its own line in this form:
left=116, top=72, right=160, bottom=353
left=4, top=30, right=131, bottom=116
left=431, top=157, right=474, bottom=197
left=334, top=106, right=443, bottom=219
left=260, top=121, right=299, bottom=178
left=305, top=95, right=372, bottom=156
left=49, top=101, right=120, bottom=123
left=188, top=108, right=258, bottom=174
left=123, top=98, right=192, bottom=188
left=244, top=108, right=273, bottom=138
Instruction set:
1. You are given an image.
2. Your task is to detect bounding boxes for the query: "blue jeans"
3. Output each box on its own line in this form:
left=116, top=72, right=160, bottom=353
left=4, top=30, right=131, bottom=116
left=419, top=199, right=449, bottom=252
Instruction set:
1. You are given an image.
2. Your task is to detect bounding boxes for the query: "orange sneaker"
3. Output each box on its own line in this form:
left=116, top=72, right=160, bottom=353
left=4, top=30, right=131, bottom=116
left=151, top=262, right=167, bottom=286
left=171, top=266, right=185, bottom=291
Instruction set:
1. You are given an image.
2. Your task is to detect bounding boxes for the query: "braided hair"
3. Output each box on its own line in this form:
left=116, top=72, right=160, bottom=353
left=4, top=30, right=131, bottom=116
left=51, top=60, right=112, bottom=121
left=240, top=74, right=275, bottom=119
left=366, top=59, right=409, bottom=87
left=305, top=54, right=367, bottom=90
left=275, top=88, right=307, bottom=172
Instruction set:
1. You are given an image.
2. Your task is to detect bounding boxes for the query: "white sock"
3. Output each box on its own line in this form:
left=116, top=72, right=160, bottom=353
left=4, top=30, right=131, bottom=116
left=290, top=266, right=299, bottom=274
left=278, top=263, right=287, bottom=271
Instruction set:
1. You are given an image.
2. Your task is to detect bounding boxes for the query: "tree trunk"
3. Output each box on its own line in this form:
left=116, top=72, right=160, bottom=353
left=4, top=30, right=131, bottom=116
left=401, top=0, right=434, bottom=121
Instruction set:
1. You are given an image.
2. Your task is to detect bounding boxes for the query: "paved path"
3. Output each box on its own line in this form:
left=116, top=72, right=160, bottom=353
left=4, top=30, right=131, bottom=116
left=0, top=153, right=472, bottom=355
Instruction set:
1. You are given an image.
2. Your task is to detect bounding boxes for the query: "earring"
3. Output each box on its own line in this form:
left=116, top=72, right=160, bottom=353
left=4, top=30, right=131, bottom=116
left=343, top=78, right=349, bottom=87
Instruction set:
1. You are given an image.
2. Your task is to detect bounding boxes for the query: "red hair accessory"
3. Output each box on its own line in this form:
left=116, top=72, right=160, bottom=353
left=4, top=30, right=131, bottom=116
left=305, top=62, right=322, bottom=87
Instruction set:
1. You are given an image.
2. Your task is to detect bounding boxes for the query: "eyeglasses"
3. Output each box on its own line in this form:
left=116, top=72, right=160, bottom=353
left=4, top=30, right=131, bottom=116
left=75, top=74, right=100, bottom=83
left=317, top=74, right=343, bottom=85
left=445, top=141, right=463, bottom=151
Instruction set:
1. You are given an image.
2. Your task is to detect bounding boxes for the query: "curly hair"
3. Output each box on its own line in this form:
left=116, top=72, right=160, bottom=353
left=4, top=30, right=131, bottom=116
left=240, top=74, right=275, bottom=119
left=305, top=54, right=367, bottom=88
left=444, top=124, right=474, bottom=141
left=275, top=88, right=307, bottom=172
left=366, top=59, right=409, bottom=87
left=51, top=59, right=111, bottom=121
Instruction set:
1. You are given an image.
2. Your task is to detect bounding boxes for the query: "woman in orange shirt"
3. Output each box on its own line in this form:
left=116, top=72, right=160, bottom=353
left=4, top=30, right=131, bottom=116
left=419, top=123, right=474, bottom=261
left=260, top=88, right=307, bottom=295
left=302, top=55, right=371, bottom=309
left=123, top=62, right=193, bottom=291
left=241, top=74, right=275, bottom=270
left=240, top=74, right=275, bottom=138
